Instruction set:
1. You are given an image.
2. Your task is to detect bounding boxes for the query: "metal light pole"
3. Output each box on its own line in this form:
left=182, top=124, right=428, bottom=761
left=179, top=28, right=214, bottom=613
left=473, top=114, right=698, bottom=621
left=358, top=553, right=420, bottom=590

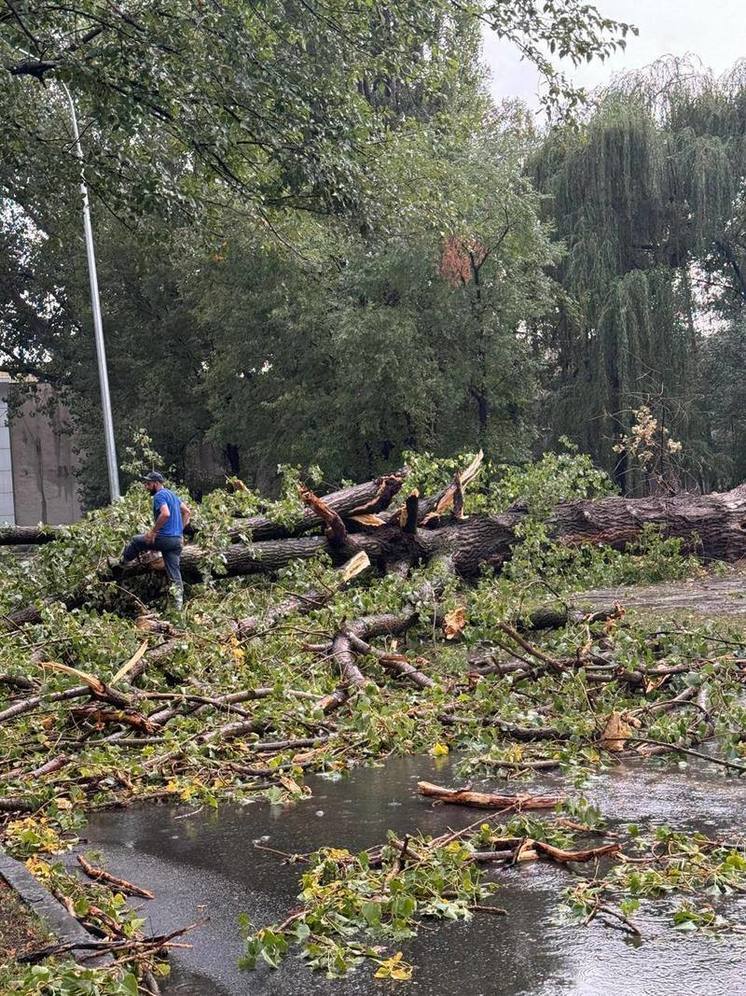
left=61, top=83, right=121, bottom=502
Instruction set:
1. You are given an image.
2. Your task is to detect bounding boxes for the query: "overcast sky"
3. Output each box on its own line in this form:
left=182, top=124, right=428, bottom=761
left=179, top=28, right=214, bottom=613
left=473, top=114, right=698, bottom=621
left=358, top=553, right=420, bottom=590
left=483, top=0, right=745, bottom=108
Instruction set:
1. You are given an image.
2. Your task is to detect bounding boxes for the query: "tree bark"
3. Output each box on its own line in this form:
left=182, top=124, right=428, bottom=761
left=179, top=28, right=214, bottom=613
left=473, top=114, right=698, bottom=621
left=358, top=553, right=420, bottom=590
left=229, top=472, right=406, bottom=541
left=0, top=526, right=58, bottom=545
left=7, top=475, right=746, bottom=629
left=115, top=482, right=746, bottom=584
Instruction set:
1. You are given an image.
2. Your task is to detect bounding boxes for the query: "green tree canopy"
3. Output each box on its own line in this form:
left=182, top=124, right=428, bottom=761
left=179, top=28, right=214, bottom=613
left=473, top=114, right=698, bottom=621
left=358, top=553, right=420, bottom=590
left=534, top=58, right=746, bottom=492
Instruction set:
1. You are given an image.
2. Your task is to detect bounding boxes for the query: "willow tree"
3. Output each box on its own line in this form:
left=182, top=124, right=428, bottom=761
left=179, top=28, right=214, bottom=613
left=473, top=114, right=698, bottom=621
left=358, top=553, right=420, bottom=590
left=535, top=59, right=746, bottom=493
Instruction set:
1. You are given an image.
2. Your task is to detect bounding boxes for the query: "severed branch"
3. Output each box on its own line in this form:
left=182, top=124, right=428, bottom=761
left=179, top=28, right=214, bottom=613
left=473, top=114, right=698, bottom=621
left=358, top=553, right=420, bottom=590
left=345, top=632, right=435, bottom=688
left=532, top=840, right=620, bottom=863
left=17, top=920, right=201, bottom=964
left=627, top=737, right=746, bottom=774
left=230, top=472, right=406, bottom=542
left=417, top=780, right=564, bottom=810
left=420, top=450, right=484, bottom=527
left=300, top=486, right=348, bottom=546
left=77, top=855, right=155, bottom=899
left=399, top=490, right=420, bottom=534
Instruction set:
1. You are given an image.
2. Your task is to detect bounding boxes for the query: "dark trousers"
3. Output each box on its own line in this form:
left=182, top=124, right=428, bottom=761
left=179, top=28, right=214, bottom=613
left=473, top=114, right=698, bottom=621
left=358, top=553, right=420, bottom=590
left=122, top=534, right=183, bottom=591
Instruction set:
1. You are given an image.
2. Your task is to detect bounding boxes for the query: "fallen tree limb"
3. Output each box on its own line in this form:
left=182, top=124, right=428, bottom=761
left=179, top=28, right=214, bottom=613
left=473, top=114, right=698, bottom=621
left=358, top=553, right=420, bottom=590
left=0, top=684, right=89, bottom=724
left=346, top=632, right=435, bottom=688
left=143, top=687, right=273, bottom=729
left=230, top=472, right=406, bottom=541
left=17, top=920, right=200, bottom=964
left=417, top=780, right=564, bottom=810
left=626, top=738, right=746, bottom=774
left=437, top=714, right=567, bottom=741
left=317, top=577, right=444, bottom=707
left=532, top=840, right=621, bottom=863
left=0, top=795, right=38, bottom=812
left=77, top=855, right=155, bottom=898
left=70, top=704, right=159, bottom=734
left=469, top=849, right=517, bottom=863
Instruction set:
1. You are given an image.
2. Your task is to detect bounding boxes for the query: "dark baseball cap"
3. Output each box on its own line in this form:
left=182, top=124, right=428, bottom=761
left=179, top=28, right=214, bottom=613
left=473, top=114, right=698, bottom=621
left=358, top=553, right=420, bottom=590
left=141, top=471, right=165, bottom=483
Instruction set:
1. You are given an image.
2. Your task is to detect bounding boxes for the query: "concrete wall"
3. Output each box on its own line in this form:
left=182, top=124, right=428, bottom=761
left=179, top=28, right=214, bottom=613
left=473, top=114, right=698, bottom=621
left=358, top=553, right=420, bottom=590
left=1, top=381, right=82, bottom=526
left=0, top=379, right=14, bottom=525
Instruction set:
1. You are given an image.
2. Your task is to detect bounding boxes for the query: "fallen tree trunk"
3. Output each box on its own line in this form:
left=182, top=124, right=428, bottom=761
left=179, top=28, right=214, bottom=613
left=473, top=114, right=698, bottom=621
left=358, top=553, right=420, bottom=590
left=8, top=470, right=746, bottom=626
left=0, top=525, right=58, bottom=545
left=163, top=482, right=746, bottom=582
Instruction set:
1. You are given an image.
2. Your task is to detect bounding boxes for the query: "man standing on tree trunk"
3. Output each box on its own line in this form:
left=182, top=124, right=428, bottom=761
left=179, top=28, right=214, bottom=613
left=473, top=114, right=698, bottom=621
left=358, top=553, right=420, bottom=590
left=121, top=472, right=191, bottom=611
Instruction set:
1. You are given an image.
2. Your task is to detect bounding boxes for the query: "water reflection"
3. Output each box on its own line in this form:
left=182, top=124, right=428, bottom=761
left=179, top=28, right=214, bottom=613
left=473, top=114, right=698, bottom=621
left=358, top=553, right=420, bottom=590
left=75, top=755, right=746, bottom=995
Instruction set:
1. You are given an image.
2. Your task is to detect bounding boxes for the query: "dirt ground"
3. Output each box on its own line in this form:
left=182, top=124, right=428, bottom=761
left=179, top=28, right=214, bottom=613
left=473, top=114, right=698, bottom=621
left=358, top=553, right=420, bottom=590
left=0, top=878, right=51, bottom=962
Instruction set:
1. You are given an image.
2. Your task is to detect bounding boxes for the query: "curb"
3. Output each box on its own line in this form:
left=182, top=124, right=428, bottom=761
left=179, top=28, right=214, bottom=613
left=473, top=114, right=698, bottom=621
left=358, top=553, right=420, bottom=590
left=0, top=845, right=112, bottom=966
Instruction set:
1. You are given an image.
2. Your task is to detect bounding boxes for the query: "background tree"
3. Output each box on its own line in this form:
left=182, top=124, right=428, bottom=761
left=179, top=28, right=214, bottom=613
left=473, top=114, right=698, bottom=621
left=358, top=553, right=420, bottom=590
left=534, top=58, right=746, bottom=493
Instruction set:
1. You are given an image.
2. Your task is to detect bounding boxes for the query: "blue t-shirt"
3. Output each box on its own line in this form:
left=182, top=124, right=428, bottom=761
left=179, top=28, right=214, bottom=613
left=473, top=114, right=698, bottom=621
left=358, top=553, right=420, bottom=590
left=153, top=487, right=183, bottom=537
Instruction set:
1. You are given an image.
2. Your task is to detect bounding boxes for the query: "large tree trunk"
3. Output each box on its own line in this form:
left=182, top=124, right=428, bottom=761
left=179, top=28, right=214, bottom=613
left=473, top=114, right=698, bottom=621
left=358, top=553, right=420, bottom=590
left=0, top=525, right=58, bottom=545
left=229, top=471, right=406, bottom=541
left=170, top=482, right=746, bottom=582
left=5, top=468, right=746, bottom=624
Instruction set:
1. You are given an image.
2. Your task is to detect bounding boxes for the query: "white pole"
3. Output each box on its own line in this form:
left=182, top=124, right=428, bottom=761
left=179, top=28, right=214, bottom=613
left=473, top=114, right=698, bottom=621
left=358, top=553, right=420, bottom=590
left=60, top=82, right=121, bottom=502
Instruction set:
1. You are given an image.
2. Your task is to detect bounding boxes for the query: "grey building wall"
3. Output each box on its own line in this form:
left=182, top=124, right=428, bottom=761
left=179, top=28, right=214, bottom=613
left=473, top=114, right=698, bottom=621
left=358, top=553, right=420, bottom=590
left=0, top=377, right=82, bottom=526
left=0, top=378, right=14, bottom=525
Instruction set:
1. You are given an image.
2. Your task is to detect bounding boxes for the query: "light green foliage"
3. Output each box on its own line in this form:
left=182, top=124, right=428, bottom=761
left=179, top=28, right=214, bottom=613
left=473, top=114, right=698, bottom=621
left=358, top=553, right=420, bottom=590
left=0, top=857, right=154, bottom=994
left=239, top=834, right=492, bottom=977
left=565, top=826, right=746, bottom=935
left=483, top=446, right=616, bottom=515
left=405, top=445, right=615, bottom=516
left=405, top=446, right=696, bottom=590
left=0, top=964, right=141, bottom=996
left=242, top=808, right=746, bottom=982
left=0, top=453, right=743, bottom=989
left=0, top=489, right=149, bottom=609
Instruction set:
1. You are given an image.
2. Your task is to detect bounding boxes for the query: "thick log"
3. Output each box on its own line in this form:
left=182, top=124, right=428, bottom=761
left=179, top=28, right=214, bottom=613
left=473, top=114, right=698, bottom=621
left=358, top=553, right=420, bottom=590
left=323, top=481, right=736, bottom=574
left=417, top=780, right=564, bottom=810
left=230, top=472, right=406, bottom=541
left=12, top=482, right=746, bottom=621
left=548, top=484, right=746, bottom=560
left=118, top=481, right=746, bottom=585
left=0, top=525, right=58, bottom=545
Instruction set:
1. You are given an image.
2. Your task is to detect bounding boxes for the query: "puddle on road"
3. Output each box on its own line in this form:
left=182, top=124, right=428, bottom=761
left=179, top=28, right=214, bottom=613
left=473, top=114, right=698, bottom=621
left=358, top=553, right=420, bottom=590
left=74, top=754, right=746, bottom=996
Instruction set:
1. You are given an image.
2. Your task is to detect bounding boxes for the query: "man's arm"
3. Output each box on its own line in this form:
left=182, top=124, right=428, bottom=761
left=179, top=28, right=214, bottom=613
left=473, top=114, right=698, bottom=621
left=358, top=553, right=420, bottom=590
left=180, top=502, right=191, bottom=528
left=145, top=504, right=170, bottom=545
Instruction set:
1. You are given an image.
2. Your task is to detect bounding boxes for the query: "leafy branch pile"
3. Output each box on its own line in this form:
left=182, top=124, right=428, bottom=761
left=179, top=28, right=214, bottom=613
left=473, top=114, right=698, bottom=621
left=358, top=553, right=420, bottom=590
left=0, top=451, right=745, bottom=991
left=0, top=846, right=170, bottom=994
left=240, top=805, right=746, bottom=981
left=240, top=834, right=492, bottom=980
